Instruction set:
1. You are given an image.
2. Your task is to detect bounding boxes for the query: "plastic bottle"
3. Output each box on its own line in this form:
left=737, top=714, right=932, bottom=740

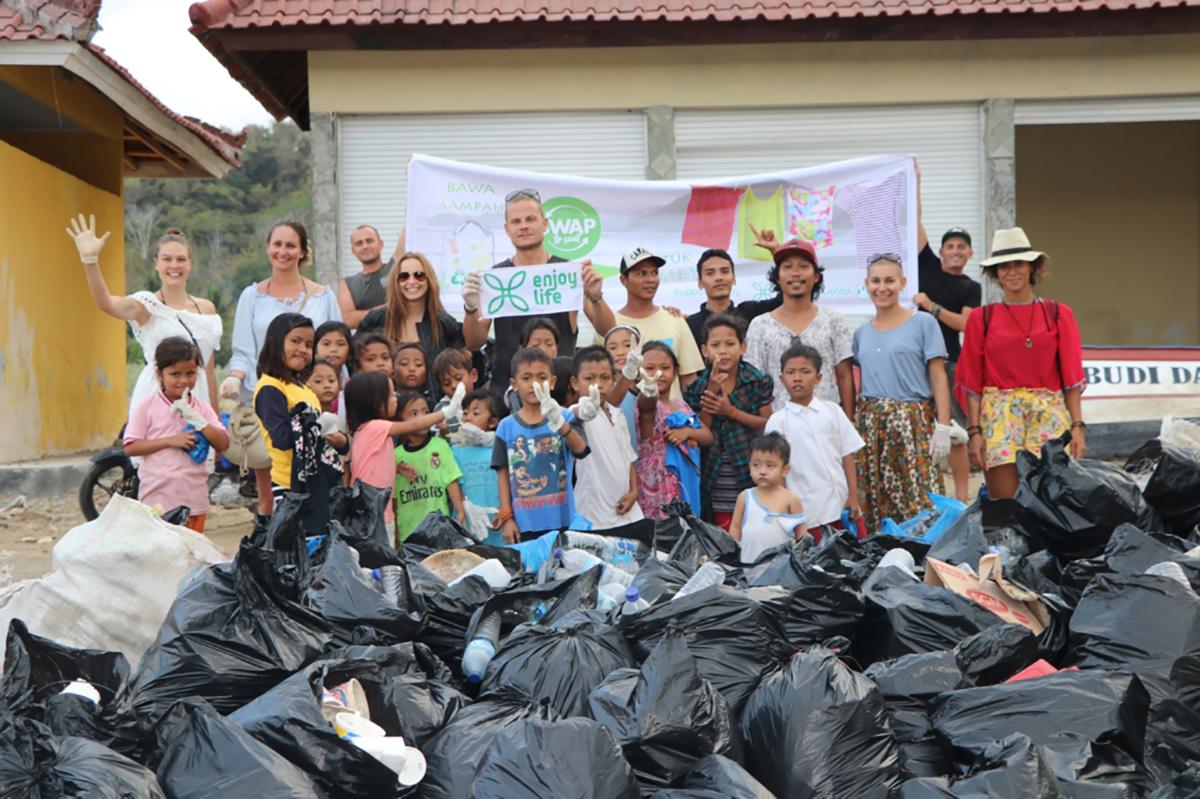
left=1146, top=560, right=1194, bottom=590
left=461, top=611, right=502, bottom=684
left=596, top=582, right=627, bottom=611
left=379, top=565, right=404, bottom=606
left=554, top=547, right=634, bottom=587
left=621, top=587, right=650, bottom=616
left=673, top=561, right=725, bottom=599
left=875, top=548, right=918, bottom=581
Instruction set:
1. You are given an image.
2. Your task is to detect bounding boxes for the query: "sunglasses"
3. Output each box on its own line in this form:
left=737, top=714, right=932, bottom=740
left=505, top=188, right=541, bottom=203
left=397, top=271, right=427, bottom=282
left=867, top=252, right=904, bottom=267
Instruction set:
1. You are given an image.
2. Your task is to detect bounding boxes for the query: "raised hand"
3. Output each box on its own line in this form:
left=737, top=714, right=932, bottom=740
left=171, top=389, right=209, bottom=428
left=533, top=380, right=565, bottom=431
left=576, top=384, right=602, bottom=422
left=442, top=382, right=467, bottom=423
left=746, top=221, right=781, bottom=253
left=65, top=213, right=111, bottom=265
left=637, top=368, right=661, bottom=399
left=621, top=337, right=645, bottom=382
left=462, top=272, right=482, bottom=312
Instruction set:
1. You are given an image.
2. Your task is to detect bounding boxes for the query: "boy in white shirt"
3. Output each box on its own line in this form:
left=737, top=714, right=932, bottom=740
left=765, top=342, right=865, bottom=534
left=568, top=346, right=643, bottom=530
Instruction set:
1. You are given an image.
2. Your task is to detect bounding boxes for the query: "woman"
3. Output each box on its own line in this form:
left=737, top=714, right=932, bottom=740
left=68, top=214, right=222, bottom=411
left=853, top=254, right=953, bottom=533
left=359, top=251, right=464, bottom=367
left=222, top=220, right=342, bottom=515
left=956, top=227, right=1086, bottom=499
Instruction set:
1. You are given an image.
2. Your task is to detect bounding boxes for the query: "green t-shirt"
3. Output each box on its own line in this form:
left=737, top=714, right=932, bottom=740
left=394, top=436, right=463, bottom=543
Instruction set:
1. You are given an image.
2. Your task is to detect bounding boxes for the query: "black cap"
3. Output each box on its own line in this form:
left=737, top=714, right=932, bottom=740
left=941, top=227, right=972, bottom=246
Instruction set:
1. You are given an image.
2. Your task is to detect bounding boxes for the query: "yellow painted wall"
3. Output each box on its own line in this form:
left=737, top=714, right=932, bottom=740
left=1015, top=121, right=1200, bottom=345
left=0, top=139, right=126, bottom=463
left=310, top=34, right=1200, bottom=114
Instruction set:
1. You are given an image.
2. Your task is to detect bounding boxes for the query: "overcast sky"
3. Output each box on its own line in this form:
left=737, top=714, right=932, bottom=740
left=93, top=0, right=276, bottom=131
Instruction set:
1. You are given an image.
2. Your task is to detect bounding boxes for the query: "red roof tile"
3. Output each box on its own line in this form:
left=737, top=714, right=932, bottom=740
left=0, top=0, right=98, bottom=41
left=188, top=0, right=1200, bottom=28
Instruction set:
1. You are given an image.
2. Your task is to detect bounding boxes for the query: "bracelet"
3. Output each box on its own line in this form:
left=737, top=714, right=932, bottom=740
left=463, top=304, right=479, bottom=314
left=968, top=431, right=983, bottom=440
left=966, top=425, right=982, bottom=435
left=492, top=506, right=513, bottom=527
left=1071, top=421, right=1087, bottom=429
left=931, top=304, right=942, bottom=319
left=586, top=293, right=603, bottom=304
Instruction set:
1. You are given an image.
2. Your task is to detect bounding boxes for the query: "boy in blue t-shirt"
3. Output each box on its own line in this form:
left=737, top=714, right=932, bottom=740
left=492, top=348, right=590, bottom=542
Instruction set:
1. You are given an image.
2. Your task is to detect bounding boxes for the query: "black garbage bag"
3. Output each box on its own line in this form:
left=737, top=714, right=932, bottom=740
left=152, top=698, right=324, bottom=799
left=472, top=715, right=640, bottom=799
left=758, top=561, right=866, bottom=650
left=418, top=688, right=557, bottom=799
left=1127, top=439, right=1200, bottom=534
left=647, top=755, right=777, bottom=799
left=740, top=646, right=901, bottom=798
left=865, top=650, right=962, bottom=778
left=254, top=490, right=315, bottom=574
left=619, top=585, right=792, bottom=717
left=631, top=558, right=694, bottom=603
left=1148, top=763, right=1200, bottom=799
left=1137, top=656, right=1200, bottom=787
left=898, top=733, right=1070, bottom=798
left=230, top=643, right=466, bottom=797
left=661, top=511, right=741, bottom=570
left=417, top=572, right=495, bottom=667
left=1068, top=572, right=1200, bottom=668
left=0, top=619, right=134, bottom=748
left=931, top=669, right=1150, bottom=790
left=304, top=535, right=425, bottom=645
left=129, top=540, right=336, bottom=728
left=0, top=712, right=165, bottom=798
left=953, top=623, right=1041, bottom=686
left=588, top=628, right=735, bottom=792
left=928, top=497, right=1042, bottom=567
left=401, top=512, right=475, bottom=558
left=1015, top=434, right=1165, bottom=559
left=330, top=480, right=393, bottom=549
left=479, top=609, right=633, bottom=717
left=1099, top=523, right=1194, bottom=576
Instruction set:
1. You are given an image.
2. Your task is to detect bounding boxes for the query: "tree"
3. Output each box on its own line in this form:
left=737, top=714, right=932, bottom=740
left=125, top=202, right=160, bottom=261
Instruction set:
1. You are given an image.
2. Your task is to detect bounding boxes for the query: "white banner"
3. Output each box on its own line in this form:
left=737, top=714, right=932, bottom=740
left=479, top=260, right=583, bottom=320
left=405, top=153, right=918, bottom=319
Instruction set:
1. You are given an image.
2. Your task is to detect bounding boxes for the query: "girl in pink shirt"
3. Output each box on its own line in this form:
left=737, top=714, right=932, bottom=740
left=124, top=337, right=229, bottom=532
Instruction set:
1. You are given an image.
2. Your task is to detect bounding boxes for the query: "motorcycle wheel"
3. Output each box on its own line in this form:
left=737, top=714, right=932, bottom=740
left=79, top=458, right=139, bottom=521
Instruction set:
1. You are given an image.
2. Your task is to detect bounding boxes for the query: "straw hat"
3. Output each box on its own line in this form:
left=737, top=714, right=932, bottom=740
left=980, top=227, right=1046, bottom=267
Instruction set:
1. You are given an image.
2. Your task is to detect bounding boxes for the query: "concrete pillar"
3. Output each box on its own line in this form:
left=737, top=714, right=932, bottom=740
left=310, top=112, right=340, bottom=287
left=982, top=99, right=1016, bottom=300
left=644, top=105, right=676, bottom=180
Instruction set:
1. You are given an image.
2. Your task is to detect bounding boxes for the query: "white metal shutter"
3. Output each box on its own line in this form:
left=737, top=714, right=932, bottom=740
left=675, top=104, right=985, bottom=289
left=337, top=111, right=647, bottom=276
left=1016, top=96, right=1200, bottom=125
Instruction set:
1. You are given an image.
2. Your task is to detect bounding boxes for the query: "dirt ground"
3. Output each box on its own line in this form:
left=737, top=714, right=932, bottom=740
left=0, top=494, right=252, bottom=584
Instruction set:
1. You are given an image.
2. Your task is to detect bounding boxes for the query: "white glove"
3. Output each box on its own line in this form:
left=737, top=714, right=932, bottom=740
left=220, top=375, right=242, bottom=400
left=442, top=382, right=467, bottom=424
left=637, top=368, right=661, bottom=399
left=575, top=384, right=602, bottom=422
left=462, top=272, right=482, bottom=313
left=948, top=420, right=969, bottom=446
left=452, top=422, right=496, bottom=448
left=65, top=213, right=110, bottom=265
left=171, top=390, right=209, bottom=428
left=317, top=412, right=343, bottom=437
left=533, top=381, right=565, bottom=431
left=621, top=341, right=644, bottom=382
left=931, top=422, right=953, bottom=462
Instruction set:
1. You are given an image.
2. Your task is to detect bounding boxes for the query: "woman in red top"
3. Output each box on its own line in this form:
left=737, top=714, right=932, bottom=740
left=955, top=228, right=1086, bottom=499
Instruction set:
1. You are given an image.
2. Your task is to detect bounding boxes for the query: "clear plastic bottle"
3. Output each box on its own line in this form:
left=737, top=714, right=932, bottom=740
left=673, top=561, right=725, bottom=600
left=462, top=611, right=502, bottom=684
left=378, top=565, right=405, bottom=606
left=597, top=582, right=627, bottom=611
left=555, top=547, right=634, bottom=587
left=621, top=587, right=650, bottom=616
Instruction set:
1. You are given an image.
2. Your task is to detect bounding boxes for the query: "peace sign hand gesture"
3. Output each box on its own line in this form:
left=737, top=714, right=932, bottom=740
left=66, top=213, right=111, bottom=265
left=637, top=368, right=662, bottom=399
left=532, top=380, right=565, bottom=431
left=575, top=384, right=602, bottom=422
left=621, top=337, right=645, bottom=381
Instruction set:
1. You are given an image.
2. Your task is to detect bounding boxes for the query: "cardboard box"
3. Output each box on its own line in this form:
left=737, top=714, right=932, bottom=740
left=924, top=554, right=1049, bottom=634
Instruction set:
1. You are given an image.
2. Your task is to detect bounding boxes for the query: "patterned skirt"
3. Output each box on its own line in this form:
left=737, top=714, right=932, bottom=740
left=855, top=396, right=938, bottom=534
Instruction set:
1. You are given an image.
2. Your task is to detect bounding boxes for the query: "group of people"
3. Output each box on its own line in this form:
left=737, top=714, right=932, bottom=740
left=67, top=167, right=1086, bottom=559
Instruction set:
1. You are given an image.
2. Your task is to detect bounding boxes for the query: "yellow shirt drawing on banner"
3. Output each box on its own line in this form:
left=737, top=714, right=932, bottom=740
left=738, top=188, right=785, bottom=262
left=786, top=186, right=836, bottom=250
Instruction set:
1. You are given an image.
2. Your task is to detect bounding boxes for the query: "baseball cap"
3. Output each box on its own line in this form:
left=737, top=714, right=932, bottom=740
left=772, top=239, right=818, bottom=267
left=941, top=227, right=972, bottom=246
left=620, top=246, right=666, bottom=275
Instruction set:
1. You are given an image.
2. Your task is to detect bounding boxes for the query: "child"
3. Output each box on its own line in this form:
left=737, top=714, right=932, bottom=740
left=603, top=324, right=645, bottom=453
left=393, top=390, right=468, bottom=543
left=448, top=389, right=503, bottom=543
left=636, top=342, right=713, bottom=521
left=345, top=371, right=466, bottom=534
left=569, top=347, right=642, bottom=530
left=352, top=332, right=394, bottom=375
left=493, top=348, right=590, bottom=542
left=683, top=313, right=774, bottom=528
left=253, top=313, right=347, bottom=532
left=520, top=317, right=560, bottom=358
left=729, top=433, right=809, bottom=565
left=307, top=358, right=342, bottom=414
left=765, top=343, right=864, bottom=534
left=394, top=342, right=430, bottom=397
left=314, top=321, right=352, bottom=381
left=124, top=337, right=229, bottom=532
left=432, top=347, right=479, bottom=400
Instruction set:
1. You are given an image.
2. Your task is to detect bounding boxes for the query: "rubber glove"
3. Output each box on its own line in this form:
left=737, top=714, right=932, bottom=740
left=461, top=272, right=482, bottom=313
left=931, top=422, right=954, bottom=462
left=575, top=384, right=602, bottom=422
left=637, top=368, right=661, bottom=399
left=621, top=339, right=644, bottom=382
left=533, top=381, right=565, bottom=431
left=441, top=382, right=467, bottom=424
left=65, top=213, right=110, bottom=265
left=948, top=420, right=969, bottom=446
left=171, top=390, right=209, bottom=429
left=220, top=375, right=242, bottom=400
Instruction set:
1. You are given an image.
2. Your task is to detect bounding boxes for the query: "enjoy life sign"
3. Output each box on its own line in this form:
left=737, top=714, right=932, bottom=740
left=479, top=261, right=584, bottom=320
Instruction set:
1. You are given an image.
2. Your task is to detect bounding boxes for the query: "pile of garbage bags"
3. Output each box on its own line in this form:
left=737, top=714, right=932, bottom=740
left=1, top=433, right=1200, bottom=797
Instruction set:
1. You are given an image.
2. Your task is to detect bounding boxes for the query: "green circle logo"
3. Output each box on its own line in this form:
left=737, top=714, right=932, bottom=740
left=542, top=196, right=601, bottom=260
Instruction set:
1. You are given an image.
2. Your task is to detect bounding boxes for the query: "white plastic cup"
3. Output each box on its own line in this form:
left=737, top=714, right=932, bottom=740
left=334, top=711, right=385, bottom=740
left=59, top=679, right=101, bottom=705
left=448, top=558, right=511, bottom=590
left=350, top=735, right=428, bottom=786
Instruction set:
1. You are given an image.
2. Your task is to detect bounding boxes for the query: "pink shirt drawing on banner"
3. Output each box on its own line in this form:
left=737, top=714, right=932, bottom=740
left=834, top=172, right=906, bottom=269
left=786, top=186, right=836, bottom=250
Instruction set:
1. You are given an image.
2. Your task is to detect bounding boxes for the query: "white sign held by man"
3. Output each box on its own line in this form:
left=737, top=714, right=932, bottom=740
left=479, top=260, right=584, bottom=320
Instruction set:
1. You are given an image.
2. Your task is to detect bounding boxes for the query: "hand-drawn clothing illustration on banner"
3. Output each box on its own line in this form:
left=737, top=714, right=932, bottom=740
left=786, top=186, right=837, bottom=250
left=834, top=171, right=906, bottom=270
left=737, top=187, right=786, bottom=262
left=681, top=186, right=745, bottom=250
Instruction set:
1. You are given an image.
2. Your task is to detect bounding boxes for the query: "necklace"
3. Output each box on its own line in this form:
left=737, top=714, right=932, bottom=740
left=1000, top=299, right=1039, bottom=349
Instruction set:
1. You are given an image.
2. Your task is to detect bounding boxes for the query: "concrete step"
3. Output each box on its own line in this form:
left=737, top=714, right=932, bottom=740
left=0, top=454, right=93, bottom=499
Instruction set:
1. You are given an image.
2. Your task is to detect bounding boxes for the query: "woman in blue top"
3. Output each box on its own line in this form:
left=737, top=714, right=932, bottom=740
left=220, top=220, right=343, bottom=516
left=853, top=254, right=953, bottom=533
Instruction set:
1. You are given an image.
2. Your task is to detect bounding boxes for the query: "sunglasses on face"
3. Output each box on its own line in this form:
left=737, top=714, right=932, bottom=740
left=505, top=188, right=541, bottom=203
left=397, top=271, right=427, bottom=283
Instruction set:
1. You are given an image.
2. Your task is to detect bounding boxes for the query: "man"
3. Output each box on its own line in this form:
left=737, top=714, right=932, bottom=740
left=744, top=239, right=856, bottom=416
left=607, top=246, right=705, bottom=395
left=337, top=224, right=393, bottom=329
left=685, top=247, right=783, bottom=347
left=461, top=189, right=615, bottom=408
